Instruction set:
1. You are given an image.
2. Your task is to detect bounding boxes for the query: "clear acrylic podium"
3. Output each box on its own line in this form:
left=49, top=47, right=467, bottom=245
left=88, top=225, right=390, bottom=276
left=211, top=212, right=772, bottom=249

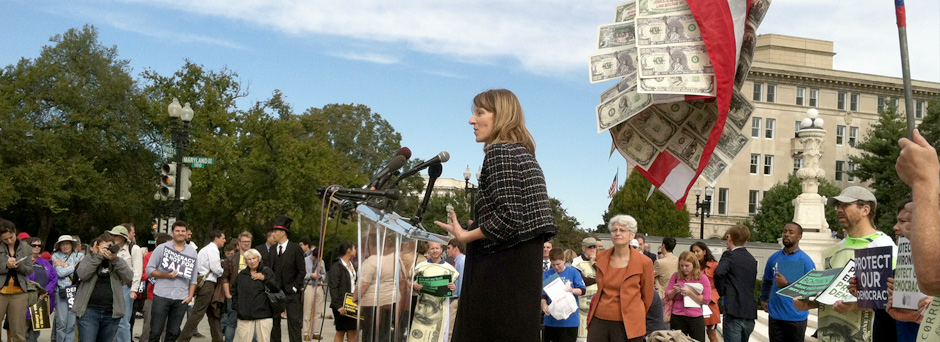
left=355, top=204, right=450, bottom=342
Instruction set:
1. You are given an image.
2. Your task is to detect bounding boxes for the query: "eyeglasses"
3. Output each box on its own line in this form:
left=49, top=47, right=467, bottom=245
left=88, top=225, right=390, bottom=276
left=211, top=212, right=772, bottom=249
left=30, top=244, right=42, bottom=248
left=585, top=246, right=597, bottom=249
left=610, top=229, right=632, bottom=234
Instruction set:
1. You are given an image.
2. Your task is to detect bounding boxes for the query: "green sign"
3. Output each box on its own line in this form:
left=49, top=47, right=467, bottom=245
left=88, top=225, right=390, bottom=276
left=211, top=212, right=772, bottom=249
left=183, top=156, right=215, bottom=168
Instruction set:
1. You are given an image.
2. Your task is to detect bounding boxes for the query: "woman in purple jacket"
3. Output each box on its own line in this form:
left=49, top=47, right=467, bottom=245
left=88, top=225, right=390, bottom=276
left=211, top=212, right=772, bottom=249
left=25, top=237, right=58, bottom=342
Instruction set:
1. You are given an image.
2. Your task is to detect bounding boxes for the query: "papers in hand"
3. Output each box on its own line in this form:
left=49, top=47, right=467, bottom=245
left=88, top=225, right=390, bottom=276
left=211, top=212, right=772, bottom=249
left=543, top=273, right=578, bottom=320
left=683, top=283, right=704, bottom=308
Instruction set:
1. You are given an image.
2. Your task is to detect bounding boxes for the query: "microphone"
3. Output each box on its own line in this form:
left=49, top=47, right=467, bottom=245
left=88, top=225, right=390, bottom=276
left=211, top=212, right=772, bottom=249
left=320, top=186, right=401, bottom=201
left=367, top=148, right=411, bottom=189
left=412, top=163, right=442, bottom=225
left=398, top=151, right=450, bottom=181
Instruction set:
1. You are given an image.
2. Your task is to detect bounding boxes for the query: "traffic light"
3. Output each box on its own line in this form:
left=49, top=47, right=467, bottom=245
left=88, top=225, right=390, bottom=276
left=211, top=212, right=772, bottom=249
left=179, top=165, right=192, bottom=200
left=160, top=162, right=178, bottom=199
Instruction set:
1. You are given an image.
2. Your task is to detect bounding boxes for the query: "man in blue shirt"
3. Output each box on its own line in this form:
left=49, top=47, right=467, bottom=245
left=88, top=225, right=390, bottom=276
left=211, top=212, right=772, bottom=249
left=760, top=222, right=815, bottom=342
left=145, top=221, right=199, bottom=342
left=447, top=239, right=466, bottom=340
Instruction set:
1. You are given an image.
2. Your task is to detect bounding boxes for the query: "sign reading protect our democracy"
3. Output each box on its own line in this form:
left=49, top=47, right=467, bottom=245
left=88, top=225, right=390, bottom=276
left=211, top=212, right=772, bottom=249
left=855, top=246, right=893, bottom=309
left=894, top=237, right=926, bottom=310
left=157, top=247, right=196, bottom=279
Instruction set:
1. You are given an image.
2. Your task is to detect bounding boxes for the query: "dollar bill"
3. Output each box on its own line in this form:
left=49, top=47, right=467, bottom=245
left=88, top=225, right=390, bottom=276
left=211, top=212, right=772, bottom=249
left=615, top=1, right=637, bottom=22
left=598, top=22, right=637, bottom=50
left=685, top=103, right=718, bottom=139
left=635, top=12, right=702, bottom=46
left=716, top=123, right=749, bottom=159
left=701, top=154, right=729, bottom=183
left=600, top=77, right=636, bottom=104
left=637, top=0, right=689, bottom=17
left=630, top=109, right=677, bottom=148
left=611, top=123, right=658, bottom=170
left=589, top=48, right=638, bottom=84
left=735, top=0, right=772, bottom=89
left=638, top=74, right=715, bottom=95
left=409, top=295, right=447, bottom=342
left=727, top=89, right=755, bottom=130
left=638, top=44, right=713, bottom=76
left=665, top=128, right=705, bottom=168
left=653, top=101, right=696, bottom=126
left=597, top=83, right=654, bottom=133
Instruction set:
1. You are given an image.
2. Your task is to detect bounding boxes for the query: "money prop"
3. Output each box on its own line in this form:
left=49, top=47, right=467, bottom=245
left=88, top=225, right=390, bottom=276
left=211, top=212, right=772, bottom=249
left=611, top=123, right=658, bottom=171
left=615, top=1, right=636, bottom=22
left=409, top=262, right=458, bottom=342
left=638, top=74, right=715, bottom=96
left=637, top=0, right=689, bottom=17
left=638, top=44, right=714, bottom=77
left=636, top=12, right=703, bottom=46
left=589, top=48, right=638, bottom=84
left=597, top=21, right=636, bottom=50
left=596, top=82, right=654, bottom=133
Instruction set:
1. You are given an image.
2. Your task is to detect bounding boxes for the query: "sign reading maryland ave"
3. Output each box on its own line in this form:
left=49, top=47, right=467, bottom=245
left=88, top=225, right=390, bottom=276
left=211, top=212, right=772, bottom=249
left=183, top=156, right=215, bottom=168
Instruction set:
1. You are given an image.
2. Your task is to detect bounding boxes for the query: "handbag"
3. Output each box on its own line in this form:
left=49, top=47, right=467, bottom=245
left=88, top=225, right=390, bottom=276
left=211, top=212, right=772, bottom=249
left=662, top=273, right=677, bottom=323
left=265, top=286, right=288, bottom=313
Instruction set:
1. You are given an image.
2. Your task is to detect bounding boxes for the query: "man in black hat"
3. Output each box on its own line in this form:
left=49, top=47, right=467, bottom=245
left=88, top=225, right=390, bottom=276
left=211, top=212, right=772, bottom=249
left=258, top=215, right=306, bottom=342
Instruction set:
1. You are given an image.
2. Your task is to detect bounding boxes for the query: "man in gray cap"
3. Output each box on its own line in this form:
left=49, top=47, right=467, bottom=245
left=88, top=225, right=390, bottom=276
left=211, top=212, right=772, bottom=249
left=572, top=237, right=597, bottom=265
left=793, top=186, right=897, bottom=341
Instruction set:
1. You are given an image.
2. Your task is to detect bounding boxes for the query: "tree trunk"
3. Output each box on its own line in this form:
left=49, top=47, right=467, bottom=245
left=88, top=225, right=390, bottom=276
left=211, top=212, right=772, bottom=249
left=37, top=208, right=53, bottom=245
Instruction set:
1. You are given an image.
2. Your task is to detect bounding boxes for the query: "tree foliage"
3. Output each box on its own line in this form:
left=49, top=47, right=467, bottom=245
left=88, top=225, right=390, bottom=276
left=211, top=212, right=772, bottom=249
left=599, top=171, right=691, bottom=238
left=744, top=174, right=842, bottom=243
left=549, top=198, right=588, bottom=252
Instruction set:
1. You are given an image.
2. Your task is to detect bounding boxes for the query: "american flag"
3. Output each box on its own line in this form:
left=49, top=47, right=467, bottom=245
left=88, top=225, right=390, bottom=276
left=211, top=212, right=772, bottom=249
left=608, top=170, right=619, bottom=199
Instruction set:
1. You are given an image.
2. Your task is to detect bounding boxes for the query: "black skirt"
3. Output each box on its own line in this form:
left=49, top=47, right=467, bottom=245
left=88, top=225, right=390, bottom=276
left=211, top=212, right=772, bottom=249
left=452, top=236, right=545, bottom=342
left=333, top=307, right=358, bottom=332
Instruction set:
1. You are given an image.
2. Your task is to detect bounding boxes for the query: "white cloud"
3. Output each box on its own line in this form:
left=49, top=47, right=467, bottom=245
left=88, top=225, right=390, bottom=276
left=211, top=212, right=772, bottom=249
left=326, top=51, right=399, bottom=64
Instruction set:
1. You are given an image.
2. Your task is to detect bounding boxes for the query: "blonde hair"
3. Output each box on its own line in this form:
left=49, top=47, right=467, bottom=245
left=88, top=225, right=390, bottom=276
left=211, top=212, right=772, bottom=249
left=473, top=89, right=536, bottom=155
left=677, top=251, right=702, bottom=280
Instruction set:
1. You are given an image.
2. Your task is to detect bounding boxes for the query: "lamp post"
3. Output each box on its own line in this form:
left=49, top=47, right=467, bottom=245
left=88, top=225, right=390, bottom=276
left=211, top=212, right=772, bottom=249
left=464, top=165, right=481, bottom=220
left=167, top=98, right=194, bottom=220
left=694, top=185, right=714, bottom=239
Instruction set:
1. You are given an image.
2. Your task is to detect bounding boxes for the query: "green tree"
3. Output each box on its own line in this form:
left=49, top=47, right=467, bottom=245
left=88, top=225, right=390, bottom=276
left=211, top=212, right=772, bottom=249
left=744, top=174, right=842, bottom=243
left=304, top=104, right=403, bottom=175
left=549, top=198, right=588, bottom=252
left=850, top=107, right=914, bottom=235
left=0, top=25, right=160, bottom=243
left=599, top=171, right=691, bottom=237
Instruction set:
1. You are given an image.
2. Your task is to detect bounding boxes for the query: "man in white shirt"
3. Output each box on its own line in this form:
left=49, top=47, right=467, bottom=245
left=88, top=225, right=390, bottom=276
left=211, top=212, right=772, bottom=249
left=178, top=230, right=226, bottom=342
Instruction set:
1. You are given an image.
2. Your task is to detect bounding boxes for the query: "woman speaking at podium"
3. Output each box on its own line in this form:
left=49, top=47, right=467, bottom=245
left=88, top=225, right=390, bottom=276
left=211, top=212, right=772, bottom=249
left=435, top=89, right=556, bottom=342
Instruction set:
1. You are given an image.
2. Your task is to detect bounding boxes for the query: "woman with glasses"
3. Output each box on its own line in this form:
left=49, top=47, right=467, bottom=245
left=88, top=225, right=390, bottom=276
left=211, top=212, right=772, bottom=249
left=434, top=89, right=556, bottom=342
left=52, top=235, right=83, bottom=342
left=25, top=237, right=57, bottom=342
left=585, top=215, right=654, bottom=342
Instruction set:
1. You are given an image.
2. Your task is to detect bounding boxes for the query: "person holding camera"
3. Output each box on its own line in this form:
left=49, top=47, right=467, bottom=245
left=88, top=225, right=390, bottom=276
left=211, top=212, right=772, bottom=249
left=70, top=233, right=133, bottom=342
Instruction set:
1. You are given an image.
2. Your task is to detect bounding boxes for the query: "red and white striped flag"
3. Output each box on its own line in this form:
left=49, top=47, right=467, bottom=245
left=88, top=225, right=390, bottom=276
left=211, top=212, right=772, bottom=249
left=632, top=0, right=750, bottom=209
left=608, top=169, right=619, bottom=199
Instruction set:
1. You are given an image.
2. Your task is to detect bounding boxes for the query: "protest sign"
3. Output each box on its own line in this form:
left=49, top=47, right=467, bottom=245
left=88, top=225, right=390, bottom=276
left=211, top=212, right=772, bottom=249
left=157, top=247, right=196, bottom=280
left=65, top=285, right=77, bottom=309
left=29, top=296, right=51, bottom=330
left=894, top=237, right=926, bottom=310
left=854, top=246, right=893, bottom=309
left=776, top=259, right=856, bottom=305
left=416, top=274, right=453, bottom=298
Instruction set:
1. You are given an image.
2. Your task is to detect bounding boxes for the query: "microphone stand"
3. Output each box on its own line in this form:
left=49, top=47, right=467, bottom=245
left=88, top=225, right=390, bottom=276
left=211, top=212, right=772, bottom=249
left=410, top=163, right=442, bottom=227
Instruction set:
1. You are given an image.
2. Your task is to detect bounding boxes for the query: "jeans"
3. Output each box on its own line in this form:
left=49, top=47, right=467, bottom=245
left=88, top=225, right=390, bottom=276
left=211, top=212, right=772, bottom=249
left=222, top=299, right=236, bottom=342
left=115, top=285, right=132, bottom=342
left=722, top=315, right=755, bottom=342
left=56, top=291, right=77, bottom=342
left=767, top=318, right=806, bottom=342
left=78, top=308, right=120, bottom=342
left=149, top=295, right=190, bottom=342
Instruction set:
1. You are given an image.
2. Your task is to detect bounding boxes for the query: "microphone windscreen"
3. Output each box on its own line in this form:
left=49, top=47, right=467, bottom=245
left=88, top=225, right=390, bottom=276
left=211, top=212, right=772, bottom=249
left=428, top=163, right=443, bottom=178
left=397, top=147, right=412, bottom=160
left=387, top=155, right=408, bottom=171
left=438, top=151, right=450, bottom=163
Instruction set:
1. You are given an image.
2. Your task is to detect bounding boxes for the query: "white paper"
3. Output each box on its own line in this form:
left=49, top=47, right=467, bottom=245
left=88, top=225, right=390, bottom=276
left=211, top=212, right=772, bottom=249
left=683, top=283, right=704, bottom=308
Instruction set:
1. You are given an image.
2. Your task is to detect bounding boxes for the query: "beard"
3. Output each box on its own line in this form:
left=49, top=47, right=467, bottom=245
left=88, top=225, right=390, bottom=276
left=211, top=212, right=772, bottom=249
left=782, top=239, right=795, bottom=248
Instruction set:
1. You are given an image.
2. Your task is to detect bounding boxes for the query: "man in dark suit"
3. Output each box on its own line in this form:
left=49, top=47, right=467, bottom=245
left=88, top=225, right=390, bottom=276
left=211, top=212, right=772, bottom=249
left=715, top=225, right=758, bottom=342
left=262, top=215, right=306, bottom=342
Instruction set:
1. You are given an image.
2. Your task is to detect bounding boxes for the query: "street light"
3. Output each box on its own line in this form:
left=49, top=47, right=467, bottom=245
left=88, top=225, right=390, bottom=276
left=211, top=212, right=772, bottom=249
left=694, top=185, right=714, bottom=239
left=464, top=165, right=481, bottom=220
left=166, top=98, right=195, bottom=225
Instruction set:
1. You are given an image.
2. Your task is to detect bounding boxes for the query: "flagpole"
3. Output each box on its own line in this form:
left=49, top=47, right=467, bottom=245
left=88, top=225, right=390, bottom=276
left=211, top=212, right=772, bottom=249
left=896, top=0, right=916, bottom=137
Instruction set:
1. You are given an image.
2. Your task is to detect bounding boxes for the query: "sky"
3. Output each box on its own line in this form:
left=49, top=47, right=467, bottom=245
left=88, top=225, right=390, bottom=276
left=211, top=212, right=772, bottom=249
left=2, top=0, right=939, bottom=230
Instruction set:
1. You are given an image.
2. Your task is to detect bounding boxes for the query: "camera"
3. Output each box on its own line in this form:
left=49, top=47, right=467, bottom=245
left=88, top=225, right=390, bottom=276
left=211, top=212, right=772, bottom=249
left=107, top=244, right=120, bottom=254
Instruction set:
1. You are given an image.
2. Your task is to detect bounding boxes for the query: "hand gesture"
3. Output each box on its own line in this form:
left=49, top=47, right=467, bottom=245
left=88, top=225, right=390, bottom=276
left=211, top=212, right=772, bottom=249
left=792, top=296, right=814, bottom=311
left=168, top=269, right=179, bottom=279
left=251, top=272, right=265, bottom=281
left=339, top=307, right=347, bottom=315
left=774, top=272, right=788, bottom=288
left=447, top=283, right=456, bottom=291
left=6, top=257, right=16, bottom=269
left=434, top=211, right=468, bottom=242
left=847, top=276, right=858, bottom=297
left=897, top=129, right=940, bottom=187
left=413, top=283, right=424, bottom=291
left=99, top=248, right=115, bottom=260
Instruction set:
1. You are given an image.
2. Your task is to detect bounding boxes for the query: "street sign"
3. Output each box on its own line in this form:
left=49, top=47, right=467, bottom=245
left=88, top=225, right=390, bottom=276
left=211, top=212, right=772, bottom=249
left=161, top=144, right=176, bottom=157
left=183, top=156, right=215, bottom=168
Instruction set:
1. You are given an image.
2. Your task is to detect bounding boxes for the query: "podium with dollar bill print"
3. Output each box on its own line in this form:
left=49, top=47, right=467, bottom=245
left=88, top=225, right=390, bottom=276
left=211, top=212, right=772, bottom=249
left=355, top=204, right=450, bottom=342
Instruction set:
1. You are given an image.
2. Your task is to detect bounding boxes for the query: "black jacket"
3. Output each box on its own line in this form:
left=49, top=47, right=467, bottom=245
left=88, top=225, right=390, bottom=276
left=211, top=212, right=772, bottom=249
left=258, top=241, right=305, bottom=295
left=231, top=265, right=279, bottom=320
left=327, top=258, right=355, bottom=310
left=715, top=247, right=758, bottom=319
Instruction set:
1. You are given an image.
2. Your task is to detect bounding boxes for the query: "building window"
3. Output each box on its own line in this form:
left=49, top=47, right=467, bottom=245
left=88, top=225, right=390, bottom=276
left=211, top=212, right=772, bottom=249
left=850, top=93, right=860, bottom=112
left=848, top=162, right=857, bottom=182
left=878, top=96, right=887, bottom=114
left=749, top=190, right=760, bottom=214
left=718, top=188, right=729, bottom=215
left=917, top=101, right=925, bottom=119
left=765, top=118, right=776, bottom=139
left=796, top=87, right=805, bottom=106
left=809, top=89, right=819, bottom=107
left=836, top=161, right=845, bottom=181
left=750, top=154, right=760, bottom=174
left=764, top=155, right=774, bottom=175
left=849, top=126, right=859, bottom=147
left=752, top=117, right=762, bottom=138
left=794, top=121, right=802, bottom=138
left=793, top=157, right=803, bottom=171
left=836, top=125, right=845, bottom=145
left=753, top=83, right=762, bottom=101
left=767, top=84, right=777, bottom=103
left=838, top=92, right=847, bottom=110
